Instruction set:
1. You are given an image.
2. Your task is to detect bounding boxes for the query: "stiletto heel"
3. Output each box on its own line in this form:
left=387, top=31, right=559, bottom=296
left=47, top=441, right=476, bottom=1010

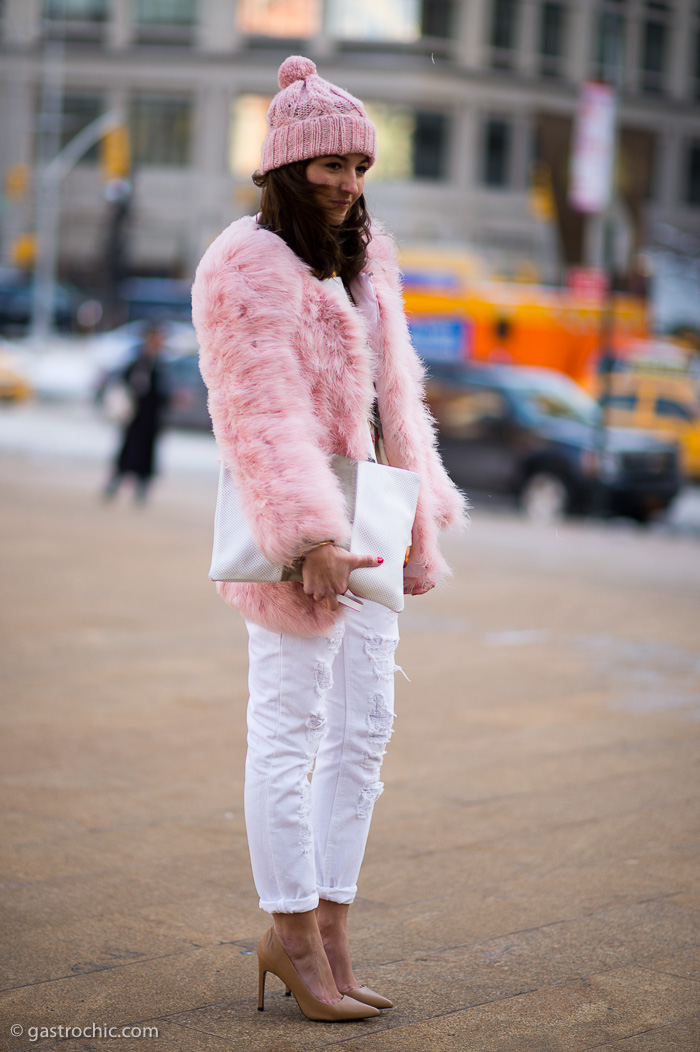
left=257, top=963, right=266, bottom=1011
left=256, top=927, right=380, bottom=1021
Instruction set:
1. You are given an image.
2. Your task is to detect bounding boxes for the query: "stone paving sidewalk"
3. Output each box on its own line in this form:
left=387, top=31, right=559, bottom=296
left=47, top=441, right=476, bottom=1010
left=1, top=454, right=699, bottom=1052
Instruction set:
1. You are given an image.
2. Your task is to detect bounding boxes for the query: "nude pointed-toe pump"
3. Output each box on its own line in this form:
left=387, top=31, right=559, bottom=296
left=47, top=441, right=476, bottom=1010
left=342, top=985, right=393, bottom=1009
left=256, top=927, right=380, bottom=1022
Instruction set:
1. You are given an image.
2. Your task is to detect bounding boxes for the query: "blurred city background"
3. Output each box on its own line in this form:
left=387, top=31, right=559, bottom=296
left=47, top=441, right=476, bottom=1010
left=0, top=0, right=700, bottom=521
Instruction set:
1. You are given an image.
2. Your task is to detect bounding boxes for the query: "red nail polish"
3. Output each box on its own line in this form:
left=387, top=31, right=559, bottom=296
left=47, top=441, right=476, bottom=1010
left=377, top=557, right=384, bottom=564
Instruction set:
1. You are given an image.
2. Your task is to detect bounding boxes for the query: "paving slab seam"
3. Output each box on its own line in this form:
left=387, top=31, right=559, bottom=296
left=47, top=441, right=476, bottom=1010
left=576, top=1010, right=700, bottom=1052
left=146, top=1025, right=237, bottom=1051
left=150, top=1017, right=266, bottom=1047
left=230, top=989, right=700, bottom=1050
left=365, top=902, right=700, bottom=968
left=221, top=989, right=587, bottom=1049
left=377, top=873, right=692, bottom=915
left=637, top=962, right=700, bottom=983
left=0, top=945, right=214, bottom=993
left=0, top=850, right=239, bottom=889
left=429, top=776, right=700, bottom=813
left=119, top=1012, right=398, bottom=1052
left=376, top=807, right=700, bottom=864
left=368, top=945, right=700, bottom=988
left=14, top=961, right=695, bottom=1052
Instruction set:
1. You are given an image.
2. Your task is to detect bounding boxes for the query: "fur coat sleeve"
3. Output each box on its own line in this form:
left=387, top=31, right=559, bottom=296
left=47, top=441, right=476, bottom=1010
left=192, top=215, right=467, bottom=636
left=192, top=220, right=352, bottom=567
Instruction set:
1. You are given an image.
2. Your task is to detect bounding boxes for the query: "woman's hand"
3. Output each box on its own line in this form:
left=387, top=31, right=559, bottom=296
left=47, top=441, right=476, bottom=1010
left=403, top=577, right=435, bottom=596
left=302, top=545, right=383, bottom=611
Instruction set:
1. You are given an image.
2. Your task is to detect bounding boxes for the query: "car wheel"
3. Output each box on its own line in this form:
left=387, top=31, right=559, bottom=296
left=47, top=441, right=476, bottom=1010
left=520, top=472, right=571, bottom=524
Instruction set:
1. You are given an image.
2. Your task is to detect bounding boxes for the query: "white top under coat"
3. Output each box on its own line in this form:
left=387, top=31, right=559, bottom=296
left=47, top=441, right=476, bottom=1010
left=326, top=273, right=381, bottom=461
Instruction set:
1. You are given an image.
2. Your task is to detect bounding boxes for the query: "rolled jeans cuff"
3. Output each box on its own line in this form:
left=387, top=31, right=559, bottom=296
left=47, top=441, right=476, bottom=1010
left=317, top=884, right=357, bottom=905
left=259, top=892, right=320, bottom=915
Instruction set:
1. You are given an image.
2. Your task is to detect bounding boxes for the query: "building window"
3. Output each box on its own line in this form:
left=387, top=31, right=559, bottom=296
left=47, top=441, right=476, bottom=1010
left=229, top=95, right=271, bottom=177
left=134, top=0, right=197, bottom=43
left=413, top=112, right=449, bottom=179
left=686, top=142, right=700, bottom=206
left=421, top=0, right=454, bottom=39
left=593, top=8, right=626, bottom=84
left=539, top=2, right=566, bottom=77
left=366, top=105, right=449, bottom=180
left=491, top=0, right=518, bottom=49
left=134, top=0, right=197, bottom=23
left=229, top=95, right=448, bottom=182
left=61, top=94, right=103, bottom=161
left=130, top=97, right=193, bottom=166
left=490, top=0, right=519, bottom=69
left=43, top=0, right=108, bottom=39
left=641, top=19, right=667, bottom=93
left=236, top=0, right=321, bottom=38
left=44, top=0, right=108, bottom=18
left=328, top=0, right=421, bottom=42
left=362, top=104, right=415, bottom=179
left=482, top=118, right=511, bottom=187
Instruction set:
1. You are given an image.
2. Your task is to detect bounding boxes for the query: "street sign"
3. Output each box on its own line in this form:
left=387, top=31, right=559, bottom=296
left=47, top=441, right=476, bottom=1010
left=569, top=82, right=616, bottom=214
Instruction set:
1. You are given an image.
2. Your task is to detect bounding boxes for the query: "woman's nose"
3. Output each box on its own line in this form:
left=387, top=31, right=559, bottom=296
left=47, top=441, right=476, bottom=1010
left=340, top=169, right=359, bottom=194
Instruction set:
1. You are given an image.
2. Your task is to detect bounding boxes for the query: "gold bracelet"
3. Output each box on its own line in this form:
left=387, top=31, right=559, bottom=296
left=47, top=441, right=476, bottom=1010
left=298, top=540, right=335, bottom=563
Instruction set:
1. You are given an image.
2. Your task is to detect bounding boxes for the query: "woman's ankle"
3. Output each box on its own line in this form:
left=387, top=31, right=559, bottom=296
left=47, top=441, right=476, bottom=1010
left=272, top=914, right=343, bottom=1002
left=319, top=932, right=359, bottom=991
left=316, top=900, right=350, bottom=936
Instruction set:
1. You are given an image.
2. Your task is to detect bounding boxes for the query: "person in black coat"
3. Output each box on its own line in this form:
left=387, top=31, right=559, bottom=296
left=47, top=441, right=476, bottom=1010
left=104, top=323, right=171, bottom=502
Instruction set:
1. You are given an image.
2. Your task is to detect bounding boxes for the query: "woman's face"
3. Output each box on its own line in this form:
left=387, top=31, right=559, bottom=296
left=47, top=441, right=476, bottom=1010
left=305, top=153, right=370, bottom=226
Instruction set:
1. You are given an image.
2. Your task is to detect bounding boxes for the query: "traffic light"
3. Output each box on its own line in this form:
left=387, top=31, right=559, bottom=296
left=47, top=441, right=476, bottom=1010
left=10, top=233, right=37, bottom=269
left=4, top=163, right=31, bottom=200
left=529, top=160, right=556, bottom=222
left=100, top=124, right=131, bottom=182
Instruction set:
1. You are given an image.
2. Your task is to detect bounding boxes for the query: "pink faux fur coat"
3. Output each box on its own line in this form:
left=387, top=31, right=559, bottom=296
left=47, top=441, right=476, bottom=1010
left=192, top=215, right=467, bottom=636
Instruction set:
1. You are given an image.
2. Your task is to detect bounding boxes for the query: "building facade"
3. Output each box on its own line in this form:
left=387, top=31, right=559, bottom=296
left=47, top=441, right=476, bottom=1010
left=1, top=0, right=699, bottom=287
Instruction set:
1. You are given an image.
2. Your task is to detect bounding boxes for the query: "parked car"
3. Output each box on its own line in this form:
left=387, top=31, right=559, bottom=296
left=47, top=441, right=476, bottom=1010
left=162, top=351, right=210, bottom=430
left=91, top=320, right=199, bottom=380
left=424, top=363, right=682, bottom=522
left=118, top=277, right=193, bottom=323
left=597, top=368, right=700, bottom=481
left=96, top=347, right=210, bottom=431
left=0, top=268, right=80, bottom=334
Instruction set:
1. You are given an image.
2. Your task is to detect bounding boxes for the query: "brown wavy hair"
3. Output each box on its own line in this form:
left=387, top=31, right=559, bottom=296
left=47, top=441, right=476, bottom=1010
left=252, top=160, right=372, bottom=283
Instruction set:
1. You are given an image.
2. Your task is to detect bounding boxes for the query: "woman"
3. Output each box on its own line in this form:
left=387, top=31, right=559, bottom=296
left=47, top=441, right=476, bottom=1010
left=192, top=56, right=466, bottom=1022
left=103, top=322, right=171, bottom=503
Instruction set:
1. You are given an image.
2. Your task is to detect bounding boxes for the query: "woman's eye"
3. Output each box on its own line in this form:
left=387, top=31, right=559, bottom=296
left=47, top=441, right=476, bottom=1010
left=356, top=167, right=368, bottom=175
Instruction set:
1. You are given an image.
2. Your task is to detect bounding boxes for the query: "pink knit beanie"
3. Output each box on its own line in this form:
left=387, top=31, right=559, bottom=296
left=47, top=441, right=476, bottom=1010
left=259, top=55, right=377, bottom=174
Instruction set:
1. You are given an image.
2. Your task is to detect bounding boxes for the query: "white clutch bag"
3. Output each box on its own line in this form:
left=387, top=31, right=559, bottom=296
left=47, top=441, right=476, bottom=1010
left=209, top=454, right=421, bottom=613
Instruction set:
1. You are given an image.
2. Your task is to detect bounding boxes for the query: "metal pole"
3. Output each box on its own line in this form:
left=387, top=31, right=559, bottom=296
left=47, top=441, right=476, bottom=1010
left=593, top=38, right=623, bottom=514
left=30, top=1, right=66, bottom=344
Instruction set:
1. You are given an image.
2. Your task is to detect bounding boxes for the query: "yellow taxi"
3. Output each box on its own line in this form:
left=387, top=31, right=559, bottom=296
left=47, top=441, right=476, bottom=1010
left=0, top=345, right=32, bottom=402
left=598, top=366, right=700, bottom=480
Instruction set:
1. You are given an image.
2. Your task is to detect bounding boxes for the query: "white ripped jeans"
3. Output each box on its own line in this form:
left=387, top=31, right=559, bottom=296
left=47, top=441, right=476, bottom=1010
left=244, top=600, right=400, bottom=914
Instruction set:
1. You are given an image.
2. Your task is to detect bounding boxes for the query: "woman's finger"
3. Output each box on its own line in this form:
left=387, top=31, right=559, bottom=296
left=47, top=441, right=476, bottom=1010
left=349, top=554, right=384, bottom=571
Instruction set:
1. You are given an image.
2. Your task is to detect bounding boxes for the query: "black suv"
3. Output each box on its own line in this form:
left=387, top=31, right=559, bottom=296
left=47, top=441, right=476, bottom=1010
left=424, top=363, right=682, bottom=522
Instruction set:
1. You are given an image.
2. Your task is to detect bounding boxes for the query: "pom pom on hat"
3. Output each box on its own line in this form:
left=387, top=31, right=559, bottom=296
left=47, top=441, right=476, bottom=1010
left=278, top=55, right=317, bottom=89
left=260, top=54, right=377, bottom=174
